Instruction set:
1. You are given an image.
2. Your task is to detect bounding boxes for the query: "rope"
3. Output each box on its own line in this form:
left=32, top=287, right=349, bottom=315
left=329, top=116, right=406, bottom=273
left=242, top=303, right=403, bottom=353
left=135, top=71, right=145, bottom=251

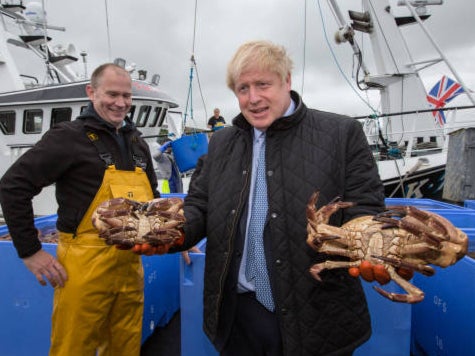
left=104, top=0, right=112, bottom=62
left=183, top=0, right=208, bottom=130
left=301, top=0, right=307, bottom=95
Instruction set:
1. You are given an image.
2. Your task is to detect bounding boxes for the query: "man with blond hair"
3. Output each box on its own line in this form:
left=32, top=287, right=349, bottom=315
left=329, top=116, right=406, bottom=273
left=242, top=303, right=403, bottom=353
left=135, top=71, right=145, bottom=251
left=176, top=40, right=385, bottom=355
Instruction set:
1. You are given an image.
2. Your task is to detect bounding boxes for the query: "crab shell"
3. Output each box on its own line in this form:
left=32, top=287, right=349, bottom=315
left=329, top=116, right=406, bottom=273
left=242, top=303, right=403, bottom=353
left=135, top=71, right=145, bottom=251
left=91, top=197, right=185, bottom=249
left=306, top=191, right=468, bottom=303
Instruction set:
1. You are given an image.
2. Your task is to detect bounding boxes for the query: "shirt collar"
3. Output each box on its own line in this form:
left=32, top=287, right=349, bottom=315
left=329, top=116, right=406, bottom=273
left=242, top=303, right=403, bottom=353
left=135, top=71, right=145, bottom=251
left=283, top=98, right=296, bottom=117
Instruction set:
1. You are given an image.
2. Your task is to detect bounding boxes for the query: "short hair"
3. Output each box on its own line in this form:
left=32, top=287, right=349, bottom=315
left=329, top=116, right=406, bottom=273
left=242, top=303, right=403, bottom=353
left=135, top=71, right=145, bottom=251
left=90, top=63, right=130, bottom=88
left=226, top=40, right=294, bottom=91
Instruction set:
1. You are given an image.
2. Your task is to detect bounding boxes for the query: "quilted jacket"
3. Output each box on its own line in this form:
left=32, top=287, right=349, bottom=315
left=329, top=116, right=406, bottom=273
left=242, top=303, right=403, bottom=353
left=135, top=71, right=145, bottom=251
left=180, top=91, right=385, bottom=355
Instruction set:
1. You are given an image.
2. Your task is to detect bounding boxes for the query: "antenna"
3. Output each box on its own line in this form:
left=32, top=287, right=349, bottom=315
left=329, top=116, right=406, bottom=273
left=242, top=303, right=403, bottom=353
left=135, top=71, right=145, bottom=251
left=104, top=0, right=112, bottom=61
left=80, top=50, right=88, bottom=78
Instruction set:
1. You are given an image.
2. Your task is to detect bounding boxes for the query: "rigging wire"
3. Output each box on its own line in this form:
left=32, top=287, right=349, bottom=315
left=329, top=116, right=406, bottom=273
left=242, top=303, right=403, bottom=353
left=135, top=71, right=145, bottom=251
left=40, top=0, right=52, bottom=84
left=318, top=0, right=390, bottom=157
left=301, top=0, right=307, bottom=95
left=104, top=0, right=112, bottom=62
left=316, top=0, right=378, bottom=115
left=183, top=0, right=208, bottom=129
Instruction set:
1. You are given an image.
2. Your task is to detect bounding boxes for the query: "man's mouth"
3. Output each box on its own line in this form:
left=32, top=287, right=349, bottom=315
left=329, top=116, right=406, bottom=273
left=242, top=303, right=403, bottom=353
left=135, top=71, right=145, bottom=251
left=250, top=107, right=268, bottom=114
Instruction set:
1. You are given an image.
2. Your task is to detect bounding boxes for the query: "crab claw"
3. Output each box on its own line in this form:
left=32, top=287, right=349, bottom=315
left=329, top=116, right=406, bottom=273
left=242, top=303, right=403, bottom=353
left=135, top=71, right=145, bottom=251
left=309, top=263, right=325, bottom=282
left=373, top=285, right=425, bottom=304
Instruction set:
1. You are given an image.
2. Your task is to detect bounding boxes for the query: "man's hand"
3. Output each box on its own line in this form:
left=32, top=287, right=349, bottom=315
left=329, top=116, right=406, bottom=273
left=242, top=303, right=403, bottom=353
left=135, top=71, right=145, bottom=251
left=181, top=246, right=202, bottom=265
left=22, top=249, right=68, bottom=288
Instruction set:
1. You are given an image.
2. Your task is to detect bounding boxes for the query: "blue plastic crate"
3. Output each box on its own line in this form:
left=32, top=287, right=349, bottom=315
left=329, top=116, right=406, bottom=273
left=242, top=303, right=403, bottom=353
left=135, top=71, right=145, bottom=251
left=0, top=233, right=180, bottom=354
left=180, top=239, right=218, bottom=356
left=0, top=213, right=58, bottom=238
left=0, top=241, right=56, bottom=356
left=142, top=253, right=180, bottom=341
left=171, top=133, right=208, bottom=173
left=411, top=256, right=475, bottom=356
left=464, top=200, right=475, bottom=209
left=355, top=282, right=411, bottom=356
left=411, top=212, right=475, bottom=356
left=385, top=198, right=465, bottom=210
left=180, top=240, right=412, bottom=356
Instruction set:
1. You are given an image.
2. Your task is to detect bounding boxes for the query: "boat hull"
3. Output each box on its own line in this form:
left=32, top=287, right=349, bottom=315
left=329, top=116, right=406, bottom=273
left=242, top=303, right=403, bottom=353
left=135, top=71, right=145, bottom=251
left=383, top=164, right=445, bottom=200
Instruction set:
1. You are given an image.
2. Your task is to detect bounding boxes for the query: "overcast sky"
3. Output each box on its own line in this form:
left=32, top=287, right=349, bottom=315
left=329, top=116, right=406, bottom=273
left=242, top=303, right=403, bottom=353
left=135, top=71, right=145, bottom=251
left=36, top=0, right=475, bottom=128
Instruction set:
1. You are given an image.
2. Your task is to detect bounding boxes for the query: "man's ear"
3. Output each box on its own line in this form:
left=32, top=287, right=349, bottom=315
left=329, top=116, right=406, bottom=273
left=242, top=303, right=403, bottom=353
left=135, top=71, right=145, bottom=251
left=86, top=84, right=94, bottom=100
left=285, top=73, right=292, bottom=90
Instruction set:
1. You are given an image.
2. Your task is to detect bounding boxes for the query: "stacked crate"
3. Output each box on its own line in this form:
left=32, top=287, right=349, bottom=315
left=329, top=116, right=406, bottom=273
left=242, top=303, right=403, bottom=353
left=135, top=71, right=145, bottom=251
left=401, top=200, right=475, bottom=356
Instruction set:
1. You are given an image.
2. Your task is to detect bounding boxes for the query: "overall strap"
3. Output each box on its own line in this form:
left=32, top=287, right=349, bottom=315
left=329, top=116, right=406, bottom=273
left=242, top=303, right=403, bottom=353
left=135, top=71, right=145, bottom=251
left=130, top=134, right=148, bottom=171
left=86, top=130, right=147, bottom=170
left=86, top=130, right=114, bottom=167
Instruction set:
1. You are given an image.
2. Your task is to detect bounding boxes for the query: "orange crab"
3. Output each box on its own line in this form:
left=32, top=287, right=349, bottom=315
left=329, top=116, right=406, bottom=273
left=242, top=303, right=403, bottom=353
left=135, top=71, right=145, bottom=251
left=306, top=191, right=468, bottom=303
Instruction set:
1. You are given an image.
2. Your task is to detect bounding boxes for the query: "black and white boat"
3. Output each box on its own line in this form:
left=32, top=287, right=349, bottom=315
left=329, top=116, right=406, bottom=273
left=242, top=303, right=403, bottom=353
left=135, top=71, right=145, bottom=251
left=0, top=1, right=184, bottom=216
left=324, top=0, right=475, bottom=199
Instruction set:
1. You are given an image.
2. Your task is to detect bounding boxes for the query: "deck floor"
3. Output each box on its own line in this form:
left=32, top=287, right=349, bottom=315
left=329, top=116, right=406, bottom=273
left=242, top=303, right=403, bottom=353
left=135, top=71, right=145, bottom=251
left=141, top=311, right=181, bottom=356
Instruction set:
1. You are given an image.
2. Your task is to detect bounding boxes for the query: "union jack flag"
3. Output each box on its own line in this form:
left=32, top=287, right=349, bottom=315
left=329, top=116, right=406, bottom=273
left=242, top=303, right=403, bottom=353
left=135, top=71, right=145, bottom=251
left=426, top=75, right=465, bottom=126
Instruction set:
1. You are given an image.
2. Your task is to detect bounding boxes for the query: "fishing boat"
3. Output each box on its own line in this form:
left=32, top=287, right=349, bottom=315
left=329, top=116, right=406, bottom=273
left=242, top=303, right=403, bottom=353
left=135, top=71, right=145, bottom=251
left=323, top=0, right=475, bottom=200
left=0, top=1, right=184, bottom=216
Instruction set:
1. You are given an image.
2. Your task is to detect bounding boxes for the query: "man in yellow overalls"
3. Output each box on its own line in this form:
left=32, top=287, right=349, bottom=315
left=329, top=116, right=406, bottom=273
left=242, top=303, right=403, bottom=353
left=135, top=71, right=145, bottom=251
left=0, top=63, right=159, bottom=355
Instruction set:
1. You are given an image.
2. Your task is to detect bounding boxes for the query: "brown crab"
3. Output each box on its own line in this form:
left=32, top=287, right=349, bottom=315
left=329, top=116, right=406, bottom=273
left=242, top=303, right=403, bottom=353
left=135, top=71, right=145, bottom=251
left=306, top=191, right=468, bottom=303
left=92, top=197, right=185, bottom=251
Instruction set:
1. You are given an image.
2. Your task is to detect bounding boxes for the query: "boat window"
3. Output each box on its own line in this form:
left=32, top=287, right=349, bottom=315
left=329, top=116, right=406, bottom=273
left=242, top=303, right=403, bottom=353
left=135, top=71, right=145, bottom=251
left=149, top=107, right=162, bottom=127
left=0, top=111, right=15, bottom=135
left=23, top=109, right=43, bottom=134
left=135, top=105, right=151, bottom=127
left=157, top=108, right=168, bottom=127
left=51, top=107, right=72, bottom=128
left=150, top=107, right=168, bottom=127
left=128, top=105, right=136, bottom=120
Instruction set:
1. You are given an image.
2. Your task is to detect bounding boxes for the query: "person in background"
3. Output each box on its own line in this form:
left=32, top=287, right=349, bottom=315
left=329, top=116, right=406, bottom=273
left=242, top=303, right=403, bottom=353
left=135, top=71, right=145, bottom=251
left=173, top=40, right=385, bottom=355
left=0, top=63, right=159, bottom=355
left=152, top=139, right=183, bottom=193
left=207, top=107, right=226, bottom=131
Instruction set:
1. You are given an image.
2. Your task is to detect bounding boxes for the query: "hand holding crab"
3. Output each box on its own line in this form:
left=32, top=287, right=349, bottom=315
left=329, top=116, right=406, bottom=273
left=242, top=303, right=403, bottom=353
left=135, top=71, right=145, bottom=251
left=92, top=197, right=185, bottom=255
left=306, top=191, right=468, bottom=303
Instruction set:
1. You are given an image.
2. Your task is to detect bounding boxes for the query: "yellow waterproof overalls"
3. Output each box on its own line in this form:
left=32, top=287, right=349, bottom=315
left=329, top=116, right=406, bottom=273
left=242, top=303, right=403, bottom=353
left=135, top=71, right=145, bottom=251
left=49, top=165, right=153, bottom=356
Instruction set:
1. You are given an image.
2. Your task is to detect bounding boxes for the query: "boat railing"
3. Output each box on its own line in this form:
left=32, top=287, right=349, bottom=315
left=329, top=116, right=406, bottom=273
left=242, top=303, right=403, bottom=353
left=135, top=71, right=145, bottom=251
left=360, top=105, right=475, bottom=160
left=7, top=143, right=35, bottom=148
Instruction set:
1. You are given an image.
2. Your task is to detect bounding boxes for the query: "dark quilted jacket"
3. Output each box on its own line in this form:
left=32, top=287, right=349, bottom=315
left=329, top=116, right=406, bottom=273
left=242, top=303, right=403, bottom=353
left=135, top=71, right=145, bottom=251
left=181, top=91, right=385, bottom=355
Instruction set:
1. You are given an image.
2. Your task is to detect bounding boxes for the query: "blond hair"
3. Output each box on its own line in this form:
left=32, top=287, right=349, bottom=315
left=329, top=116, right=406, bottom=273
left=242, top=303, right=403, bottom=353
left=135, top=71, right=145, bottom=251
left=226, top=40, right=293, bottom=90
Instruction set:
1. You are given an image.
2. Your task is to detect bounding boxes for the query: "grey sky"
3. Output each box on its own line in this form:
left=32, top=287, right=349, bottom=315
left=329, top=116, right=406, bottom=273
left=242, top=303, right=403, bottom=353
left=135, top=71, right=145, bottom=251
left=40, top=0, right=475, bottom=128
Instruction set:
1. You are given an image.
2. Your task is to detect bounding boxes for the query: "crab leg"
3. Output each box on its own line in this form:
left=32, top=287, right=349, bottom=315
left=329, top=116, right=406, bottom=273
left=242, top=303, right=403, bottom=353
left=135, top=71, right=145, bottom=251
left=371, top=255, right=435, bottom=276
left=374, top=214, right=442, bottom=246
left=373, top=266, right=425, bottom=303
left=306, top=191, right=355, bottom=225
left=309, top=260, right=359, bottom=281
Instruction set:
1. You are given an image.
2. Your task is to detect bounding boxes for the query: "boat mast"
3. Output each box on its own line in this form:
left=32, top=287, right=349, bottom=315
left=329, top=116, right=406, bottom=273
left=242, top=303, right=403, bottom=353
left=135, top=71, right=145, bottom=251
left=325, top=0, right=460, bottom=147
